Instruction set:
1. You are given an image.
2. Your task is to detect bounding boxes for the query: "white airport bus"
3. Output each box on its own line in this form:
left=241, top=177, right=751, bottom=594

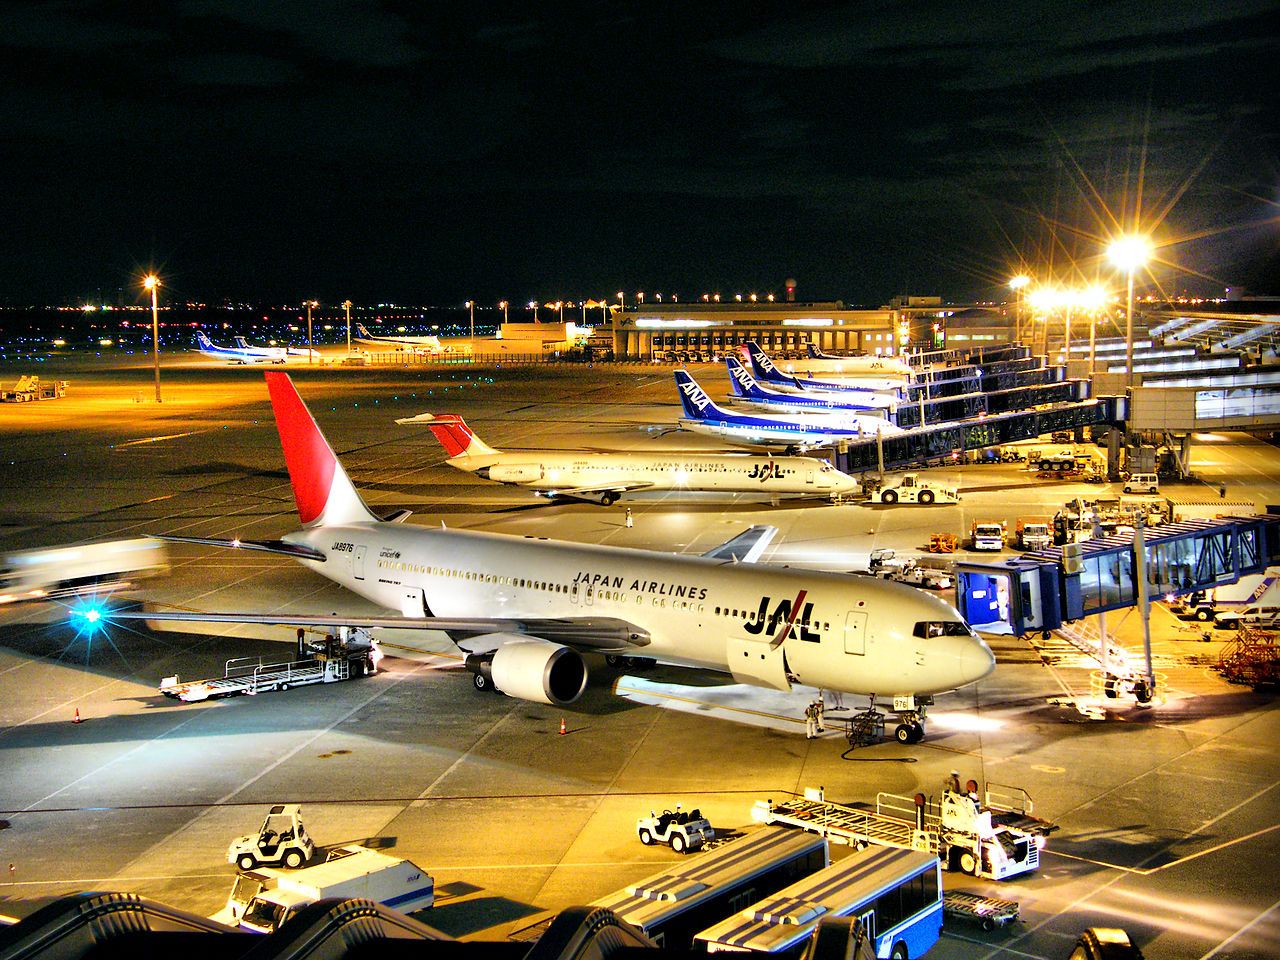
left=695, top=844, right=942, bottom=959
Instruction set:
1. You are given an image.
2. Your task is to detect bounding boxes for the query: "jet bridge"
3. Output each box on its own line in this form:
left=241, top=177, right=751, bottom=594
left=895, top=379, right=1087, bottom=429
left=954, top=515, right=1280, bottom=636
left=832, top=397, right=1125, bottom=473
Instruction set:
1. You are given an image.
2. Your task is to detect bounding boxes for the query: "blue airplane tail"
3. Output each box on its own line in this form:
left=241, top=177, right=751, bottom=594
left=356, top=323, right=376, bottom=339
left=725, top=356, right=769, bottom=398
left=673, top=370, right=729, bottom=421
left=743, top=341, right=786, bottom=383
left=195, top=331, right=216, bottom=350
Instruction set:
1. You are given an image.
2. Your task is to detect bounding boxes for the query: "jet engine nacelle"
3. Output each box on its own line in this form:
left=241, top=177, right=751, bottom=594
left=489, top=637, right=588, bottom=705
left=488, top=463, right=544, bottom=483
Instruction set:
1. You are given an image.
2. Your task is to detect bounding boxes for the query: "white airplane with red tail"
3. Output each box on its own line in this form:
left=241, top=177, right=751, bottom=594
left=87, top=373, right=993, bottom=743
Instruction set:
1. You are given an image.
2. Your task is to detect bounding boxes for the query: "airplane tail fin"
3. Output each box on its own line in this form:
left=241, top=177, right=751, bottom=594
left=806, top=343, right=823, bottom=359
left=356, top=324, right=375, bottom=339
left=234, top=336, right=251, bottom=349
left=674, top=370, right=728, bottom=420
left=725, top=356, right=766, bottom=397
left=195, top=331, right=214, bottom=349
left=402, top=414, right=500, bottom=461
left=264, top=373, right=380, bottom=528
left=743, top=341, right=783, bottom=381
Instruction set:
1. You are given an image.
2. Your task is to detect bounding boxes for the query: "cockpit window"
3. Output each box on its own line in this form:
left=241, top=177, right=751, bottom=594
left=913, top=621, right=972, bottom=639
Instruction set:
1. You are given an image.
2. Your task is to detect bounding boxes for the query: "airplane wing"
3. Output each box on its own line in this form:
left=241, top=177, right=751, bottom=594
left=156, top=536, right=328, bottom=562
left=554, top=481, right=656, bottom=498
left=701, top=525, right=778, bottom=563
left=87, top=608, right=651, bottom=654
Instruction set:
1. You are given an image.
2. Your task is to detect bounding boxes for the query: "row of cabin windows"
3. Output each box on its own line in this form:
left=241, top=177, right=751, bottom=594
left=376, top=559, right=568, bottom=593
left=712, top=605, right=831, bottom=633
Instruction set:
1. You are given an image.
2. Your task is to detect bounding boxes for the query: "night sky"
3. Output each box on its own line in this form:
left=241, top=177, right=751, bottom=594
left=1, top=2, right=1276, bottom=306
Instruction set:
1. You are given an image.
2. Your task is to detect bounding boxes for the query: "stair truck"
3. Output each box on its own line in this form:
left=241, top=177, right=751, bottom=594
left=237, top=845, right=434, bottom=933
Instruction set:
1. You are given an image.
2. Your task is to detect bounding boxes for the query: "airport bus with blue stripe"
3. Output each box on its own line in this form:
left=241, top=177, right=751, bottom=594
left=695, top=845, right=942, bottom=960
left=590, top=827, right=829, bottom=949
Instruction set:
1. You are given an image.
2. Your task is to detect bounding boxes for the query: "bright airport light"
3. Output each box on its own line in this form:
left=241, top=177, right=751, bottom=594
left=1107, top=235, right=1152, bottom=271
left=1008, top=274, right=1030, bottom=291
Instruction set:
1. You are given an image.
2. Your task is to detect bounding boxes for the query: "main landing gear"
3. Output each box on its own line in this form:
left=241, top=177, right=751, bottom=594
left=855, top=694, right=930, bottom=745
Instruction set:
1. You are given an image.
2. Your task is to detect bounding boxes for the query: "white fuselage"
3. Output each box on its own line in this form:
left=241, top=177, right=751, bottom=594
left=679, top=409, right=901, bottom=449
left=457, top=451, right=860, bottom=497
left=285, top=523, right=994, bottom=698
left=777, top=356, right=912, bottom=381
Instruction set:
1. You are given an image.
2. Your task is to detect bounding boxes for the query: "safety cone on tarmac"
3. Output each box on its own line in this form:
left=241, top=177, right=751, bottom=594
left=72, top=708, right=83, bottom=724
left=559, top=717, right=567, bottom=736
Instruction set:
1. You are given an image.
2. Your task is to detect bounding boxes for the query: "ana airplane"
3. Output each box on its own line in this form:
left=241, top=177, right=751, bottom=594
left=675, top=370, right=903, bottom=450
left=354, top=324, right=444, bottom=354
left=196, top=332, right=290, bottom=364
left=725, top=356, right=897, bottom=414
left=744, top=342, right=907, bottom=394
left=234, top=336, right=318, bottom=360
left=398, top=412, right=862, bottom=504
left=803, top=342, right=913, bottom=377
left=88, top=373, right=992, bottom=743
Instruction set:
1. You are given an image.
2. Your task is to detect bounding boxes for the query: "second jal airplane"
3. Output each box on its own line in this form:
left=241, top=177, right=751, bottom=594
left=90, top=372, right=991, bottom=743
left=675, top=370, right=903, bottom=450
left=399, top=412, right=862, bottom=504
left=355, top=324, right=445, bottom=354
left=725, top=356, right=897, bottom=414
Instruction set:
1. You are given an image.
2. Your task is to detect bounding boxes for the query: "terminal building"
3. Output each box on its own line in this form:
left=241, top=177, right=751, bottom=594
left=602, top=296, right=1013, bottom=361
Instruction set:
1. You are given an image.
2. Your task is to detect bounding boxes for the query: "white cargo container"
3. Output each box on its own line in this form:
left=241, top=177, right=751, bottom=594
left=238, top=845, right=434, bottom=933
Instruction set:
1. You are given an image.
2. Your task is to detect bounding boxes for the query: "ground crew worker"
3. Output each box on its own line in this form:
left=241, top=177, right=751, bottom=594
left=816, top=692, right=826, bottom=732
left=296, top=627, right=306, bottom=658
left=625, top=507, right=634, bottom=528
left=804, top=701, right=819, bottom=739
left=944, top=770, right=962, bottom=794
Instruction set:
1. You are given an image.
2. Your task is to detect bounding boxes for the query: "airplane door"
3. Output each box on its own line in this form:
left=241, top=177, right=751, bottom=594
left=844, top=611, right=867, bottom=655
left=354, top=545, right=367, bottom=581
left=726, top=635, right=792, bottom=691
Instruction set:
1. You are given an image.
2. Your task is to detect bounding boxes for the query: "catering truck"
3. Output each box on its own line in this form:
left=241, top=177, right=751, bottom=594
left=236, top=846, right=434, bottom=933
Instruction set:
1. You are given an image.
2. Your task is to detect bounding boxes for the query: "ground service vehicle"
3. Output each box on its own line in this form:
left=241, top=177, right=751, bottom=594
left=866, top=474, right=959, bottom=505
left=970, top=520, right=1006, bottom=551
left=162, top=631, right=379, bottom=702
left=1213, top=603, right=1280, bottom=631
left=1015, top=518, right=1053, bottom=551
left=238, top=846, right=434, bottom=933
left=592, top=827, right=828, bottom=948
left=637, top=805, right=715, bottom=853
left=754, top=783, right=1054, bottom=881
left=866, top=549, right=953, bottom=590
left=0, top=538, right=168, bottom=606
left=696, top=844, right=941, bottom=959
left=1123, top=473, right=1159, bottom=494
left=226, top=804, right=315, bottom=871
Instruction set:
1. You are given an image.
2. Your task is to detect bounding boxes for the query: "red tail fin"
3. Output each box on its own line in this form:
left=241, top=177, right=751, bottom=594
left=425, top=415, right=476, bottom=458
left=265, top=373, right=377, bottom=527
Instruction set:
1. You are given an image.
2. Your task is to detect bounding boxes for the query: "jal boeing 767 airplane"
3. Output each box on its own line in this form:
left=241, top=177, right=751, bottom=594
left=398, top=412, right=862, bottom=504
left=88, top=373, right=992, bottom=743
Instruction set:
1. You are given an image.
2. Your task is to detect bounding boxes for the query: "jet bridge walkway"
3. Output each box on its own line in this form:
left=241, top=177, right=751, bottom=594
left=831, top=397, right=1125, bottom=473
left=895, top=379, right=1086, bottom=429
left=954, top=514, right=1280, bottom=637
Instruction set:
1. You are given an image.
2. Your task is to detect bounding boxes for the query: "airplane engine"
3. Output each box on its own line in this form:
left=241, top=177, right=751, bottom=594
left=490, top=637, right=588, bottom=705
left=488, top=463, right=544, bottom=483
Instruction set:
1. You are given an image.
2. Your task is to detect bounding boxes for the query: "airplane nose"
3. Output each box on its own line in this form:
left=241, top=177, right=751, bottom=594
left=961, top=636, right=996, bottom=684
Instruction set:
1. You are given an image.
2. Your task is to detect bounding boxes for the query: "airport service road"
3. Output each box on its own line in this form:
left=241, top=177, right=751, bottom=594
left=0, top=357, right=1276, bottom=960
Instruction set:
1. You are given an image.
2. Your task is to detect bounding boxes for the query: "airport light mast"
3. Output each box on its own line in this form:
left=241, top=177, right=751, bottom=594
left=499, top=300, right=508, bottom=324
left=466, top=300, right=475, bottom=341
left=305, top=300, right=318, bottom=365
left=343, top=300, right=353, bottom=355
left=1009, top=274, right=1030, bottom=343
left=143, top=274, right=161, bottom=403
left=1107, top=235, right=1151, bottom=389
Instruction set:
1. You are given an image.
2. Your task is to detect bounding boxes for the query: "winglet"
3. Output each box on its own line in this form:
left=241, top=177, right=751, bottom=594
left=265, top=373, right=379, bottom=527
left=702, top=525, right=778, bottom=564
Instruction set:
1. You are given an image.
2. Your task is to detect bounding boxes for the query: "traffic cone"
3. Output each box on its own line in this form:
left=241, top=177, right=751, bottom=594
left=559, top=717, right=567, bottom=736
left=72, top=708, right=83, bottom=724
